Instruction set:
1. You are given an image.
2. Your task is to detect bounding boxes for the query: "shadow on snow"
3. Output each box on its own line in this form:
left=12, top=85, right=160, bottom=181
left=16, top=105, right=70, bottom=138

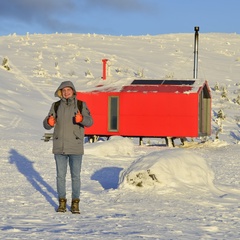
left=8, top=149, right=58, bottom=209
left=91, top=167, right=123, bottom=190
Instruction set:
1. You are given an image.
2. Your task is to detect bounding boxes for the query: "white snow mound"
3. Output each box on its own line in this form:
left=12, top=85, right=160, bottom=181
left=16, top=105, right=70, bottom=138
left=85, top=136, right=135, bottom=157
left=119, top=148, right=221, bottom=193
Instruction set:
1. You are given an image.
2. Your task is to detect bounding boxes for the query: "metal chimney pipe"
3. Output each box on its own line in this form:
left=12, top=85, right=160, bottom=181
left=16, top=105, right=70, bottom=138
left=193, top=26, right=199, bottom=79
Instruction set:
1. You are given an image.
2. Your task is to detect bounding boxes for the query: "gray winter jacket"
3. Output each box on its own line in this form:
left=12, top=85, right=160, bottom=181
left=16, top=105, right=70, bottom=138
left=43, top=81, right=93, bottom=155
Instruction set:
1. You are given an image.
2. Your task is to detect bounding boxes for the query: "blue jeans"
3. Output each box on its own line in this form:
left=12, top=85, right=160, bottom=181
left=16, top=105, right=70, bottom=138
left=54, top=154, right=83, bottom=199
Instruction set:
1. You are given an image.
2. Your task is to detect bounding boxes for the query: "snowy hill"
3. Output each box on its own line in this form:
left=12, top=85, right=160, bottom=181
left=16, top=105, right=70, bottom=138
left=0, top=33, right=239, bottom=239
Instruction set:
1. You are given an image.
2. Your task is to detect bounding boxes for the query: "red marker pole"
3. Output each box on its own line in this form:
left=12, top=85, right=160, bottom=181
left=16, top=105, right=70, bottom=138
left=102, top=59, right=108, bottom=80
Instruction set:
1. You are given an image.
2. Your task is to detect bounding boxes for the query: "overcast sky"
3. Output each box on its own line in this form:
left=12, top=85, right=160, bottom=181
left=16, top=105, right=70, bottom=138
left=0, top=0, right=239, bottom=36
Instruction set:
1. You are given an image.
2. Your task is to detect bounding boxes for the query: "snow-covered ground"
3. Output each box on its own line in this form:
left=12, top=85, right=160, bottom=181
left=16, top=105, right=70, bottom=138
left=0, top=32, right=239, bottom=239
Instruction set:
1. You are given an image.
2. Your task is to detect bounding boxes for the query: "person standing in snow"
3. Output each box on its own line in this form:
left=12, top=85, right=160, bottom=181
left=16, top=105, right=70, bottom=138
left=43, top=81, right=93, bottom=214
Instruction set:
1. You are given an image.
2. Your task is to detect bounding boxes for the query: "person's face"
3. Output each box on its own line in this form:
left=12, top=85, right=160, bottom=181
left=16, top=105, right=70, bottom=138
left=62, top=87, right=74, bottom=99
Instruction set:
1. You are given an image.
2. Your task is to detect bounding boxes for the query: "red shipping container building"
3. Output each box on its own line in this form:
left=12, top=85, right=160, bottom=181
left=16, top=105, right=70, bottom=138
left=77, top=79, right=211, bottom=143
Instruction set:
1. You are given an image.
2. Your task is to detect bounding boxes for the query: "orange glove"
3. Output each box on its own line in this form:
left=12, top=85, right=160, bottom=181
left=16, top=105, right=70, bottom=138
left=47, top=115, right=56, bottom=127
left=75, top=110, right=83, bottom=123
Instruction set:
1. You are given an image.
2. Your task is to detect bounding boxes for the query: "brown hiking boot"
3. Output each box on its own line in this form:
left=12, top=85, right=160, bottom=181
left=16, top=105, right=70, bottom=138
left=70, top=199, right=80, bottom=214
left=57, top=198, right=67, bottom=212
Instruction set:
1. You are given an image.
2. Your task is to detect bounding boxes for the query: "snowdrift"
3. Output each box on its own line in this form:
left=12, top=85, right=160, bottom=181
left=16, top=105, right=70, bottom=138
left=119, top=148, right=223, bottom=195
left=85, top=136, right=135, bottom=157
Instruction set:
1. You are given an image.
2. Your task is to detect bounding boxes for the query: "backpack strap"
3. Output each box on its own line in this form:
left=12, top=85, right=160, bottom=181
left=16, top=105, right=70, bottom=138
left=54, top=100, right=61, bottom=118
left=54, top=99, right=83, bottom=117
left=77, top=100, right=83, bottom=113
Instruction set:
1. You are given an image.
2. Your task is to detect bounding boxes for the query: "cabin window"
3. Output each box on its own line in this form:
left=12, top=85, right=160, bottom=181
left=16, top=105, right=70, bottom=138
left=108, top=96, right=119, bottom=131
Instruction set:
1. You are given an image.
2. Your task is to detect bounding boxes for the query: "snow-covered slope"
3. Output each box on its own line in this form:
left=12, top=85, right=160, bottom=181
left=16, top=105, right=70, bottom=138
left=0, top=33, right=239, bottom=239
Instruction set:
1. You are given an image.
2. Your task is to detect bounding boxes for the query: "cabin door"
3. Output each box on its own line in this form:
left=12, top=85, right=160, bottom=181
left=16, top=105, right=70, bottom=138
left=198, top=86, right=211, bottom=136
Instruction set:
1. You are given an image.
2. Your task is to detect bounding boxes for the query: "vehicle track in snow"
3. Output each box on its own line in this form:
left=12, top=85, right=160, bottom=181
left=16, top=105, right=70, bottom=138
left=4, top=57, right=54, bottom=102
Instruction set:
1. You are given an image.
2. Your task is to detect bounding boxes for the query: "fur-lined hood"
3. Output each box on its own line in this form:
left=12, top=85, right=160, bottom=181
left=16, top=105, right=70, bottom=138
left=54, top=81, right=77, bottom=98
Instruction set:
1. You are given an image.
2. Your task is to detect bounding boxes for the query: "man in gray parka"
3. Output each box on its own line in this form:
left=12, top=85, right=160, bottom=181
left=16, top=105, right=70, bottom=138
left=43, top=81, right=93, bottom=214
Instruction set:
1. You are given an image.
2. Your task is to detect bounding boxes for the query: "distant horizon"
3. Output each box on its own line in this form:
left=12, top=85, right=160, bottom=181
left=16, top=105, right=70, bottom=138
left=1, top=30, right=239, bottom=38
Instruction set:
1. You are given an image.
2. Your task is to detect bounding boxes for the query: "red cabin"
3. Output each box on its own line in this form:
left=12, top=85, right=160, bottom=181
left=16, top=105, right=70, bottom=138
left=77, top=79, right=211, bottom=144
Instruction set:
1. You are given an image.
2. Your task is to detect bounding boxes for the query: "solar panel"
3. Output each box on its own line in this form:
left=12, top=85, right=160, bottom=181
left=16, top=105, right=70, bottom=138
left=131, top=80, right=195, bottom=85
